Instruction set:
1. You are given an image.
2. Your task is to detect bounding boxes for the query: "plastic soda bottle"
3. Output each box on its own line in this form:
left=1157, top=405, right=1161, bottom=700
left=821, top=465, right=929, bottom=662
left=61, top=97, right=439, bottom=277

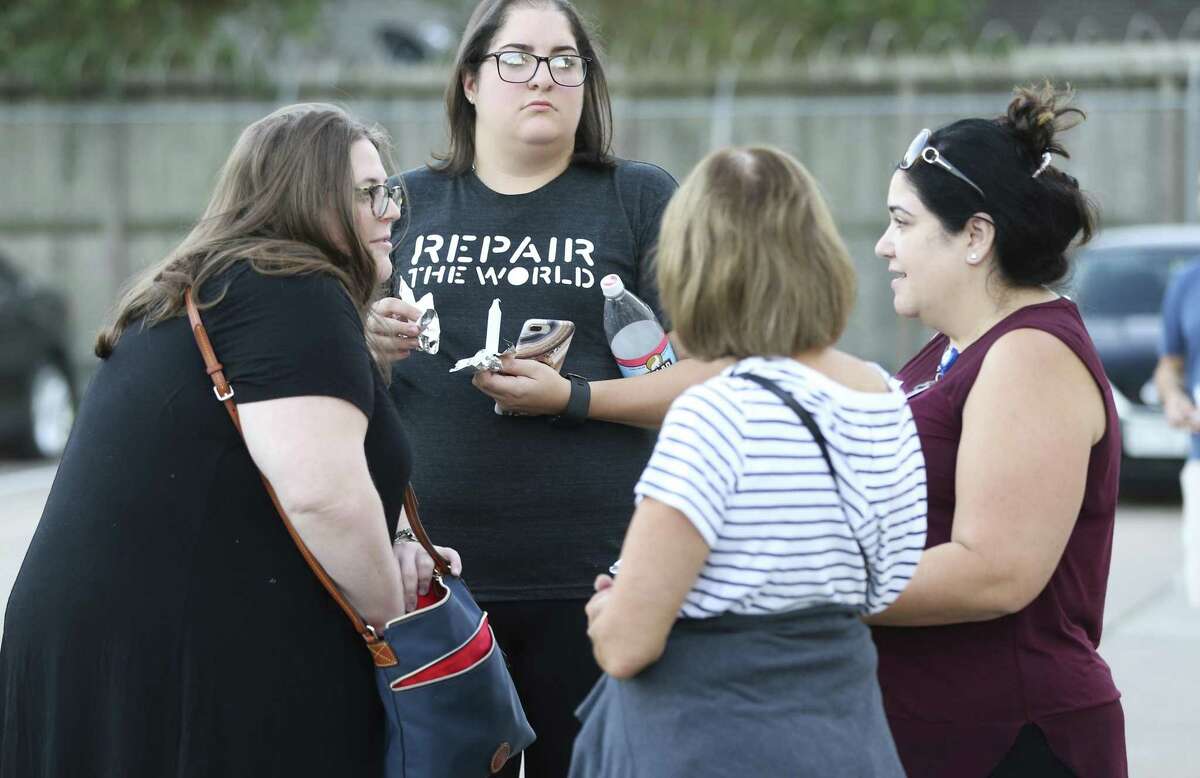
left=600, top=274, right=677, bottom=377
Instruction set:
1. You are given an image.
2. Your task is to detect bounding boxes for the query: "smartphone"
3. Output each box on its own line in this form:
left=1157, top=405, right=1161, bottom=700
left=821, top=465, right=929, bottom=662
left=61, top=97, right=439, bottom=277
left=513, top=319, right=575, bottom=372
left=493, top=319, right=576, bottom=416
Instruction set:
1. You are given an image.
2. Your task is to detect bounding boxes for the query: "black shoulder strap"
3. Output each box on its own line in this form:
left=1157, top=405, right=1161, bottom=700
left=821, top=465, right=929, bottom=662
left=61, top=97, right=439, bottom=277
left=740, top=373, right=837, bottom=485
left=740, top=372, right=874, bottom=601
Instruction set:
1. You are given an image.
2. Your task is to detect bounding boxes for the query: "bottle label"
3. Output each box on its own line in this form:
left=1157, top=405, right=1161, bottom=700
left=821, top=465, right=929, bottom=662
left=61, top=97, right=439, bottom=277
left=614, top=334, right=677, bottom=377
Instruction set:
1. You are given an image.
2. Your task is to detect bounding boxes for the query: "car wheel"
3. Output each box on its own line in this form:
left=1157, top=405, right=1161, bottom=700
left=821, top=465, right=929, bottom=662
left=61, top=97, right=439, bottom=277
left=21, top=360, right=75, bottom=459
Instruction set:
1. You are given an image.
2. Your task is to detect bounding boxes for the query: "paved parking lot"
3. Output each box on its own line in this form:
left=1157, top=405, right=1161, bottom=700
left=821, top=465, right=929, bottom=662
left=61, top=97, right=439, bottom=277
left=0, top=463, right=1196, bottom=775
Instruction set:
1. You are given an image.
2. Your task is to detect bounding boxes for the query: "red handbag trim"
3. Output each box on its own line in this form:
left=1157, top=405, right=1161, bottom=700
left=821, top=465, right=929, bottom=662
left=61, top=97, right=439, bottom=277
left=414, top=585, right=444, bottom=611
left=390, top=613, right=495, bottom=691
left=382, top=578, right=450, bottom=630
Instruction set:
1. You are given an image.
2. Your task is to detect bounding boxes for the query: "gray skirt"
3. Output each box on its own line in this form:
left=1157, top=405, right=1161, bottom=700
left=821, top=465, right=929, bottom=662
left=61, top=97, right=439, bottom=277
left=569, top=606, right=904, bottom=778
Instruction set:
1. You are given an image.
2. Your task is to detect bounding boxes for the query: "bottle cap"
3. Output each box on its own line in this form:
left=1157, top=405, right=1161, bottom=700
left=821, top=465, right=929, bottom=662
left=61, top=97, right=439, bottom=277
left=600, top=274, right=625, bottom=299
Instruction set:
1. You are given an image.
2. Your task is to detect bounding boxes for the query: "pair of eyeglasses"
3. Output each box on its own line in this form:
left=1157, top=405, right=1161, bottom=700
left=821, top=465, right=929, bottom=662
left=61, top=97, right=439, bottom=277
left=899, top=128, right=985, bottom=199
left=358, top=178, right=403, bottom=219
left=480, top=50, right=590, bottom=87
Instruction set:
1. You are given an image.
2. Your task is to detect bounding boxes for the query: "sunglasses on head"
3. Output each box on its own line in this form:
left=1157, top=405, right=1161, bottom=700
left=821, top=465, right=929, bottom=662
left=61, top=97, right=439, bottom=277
left=899, top=128, right=985, bottom=199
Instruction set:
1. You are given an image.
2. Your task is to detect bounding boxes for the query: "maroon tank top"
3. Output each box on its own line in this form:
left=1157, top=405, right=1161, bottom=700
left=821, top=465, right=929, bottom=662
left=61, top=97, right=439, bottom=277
left=871, top=298, right=1127, bottom=777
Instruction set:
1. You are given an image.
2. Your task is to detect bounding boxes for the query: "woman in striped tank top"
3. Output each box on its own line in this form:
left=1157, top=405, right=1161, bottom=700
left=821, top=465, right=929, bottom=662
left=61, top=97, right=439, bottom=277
left=868, top=84, right=1126, bottom=777
left=569, top=146, right=927, bottom=777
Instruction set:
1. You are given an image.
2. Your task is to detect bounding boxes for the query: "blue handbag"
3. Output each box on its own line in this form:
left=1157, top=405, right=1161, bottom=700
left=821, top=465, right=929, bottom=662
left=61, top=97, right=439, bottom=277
left=186, top=289, right=535, bottom=777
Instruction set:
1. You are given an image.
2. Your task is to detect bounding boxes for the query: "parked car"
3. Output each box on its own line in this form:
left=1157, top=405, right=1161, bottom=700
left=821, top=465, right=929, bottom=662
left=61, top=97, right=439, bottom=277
left=1069, top=224, right=1200, bottom=496
left=0, top=251, right=75, bottom=459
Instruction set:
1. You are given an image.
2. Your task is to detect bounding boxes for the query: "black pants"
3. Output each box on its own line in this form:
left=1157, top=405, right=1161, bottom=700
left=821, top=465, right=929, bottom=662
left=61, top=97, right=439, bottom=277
left=989, top=724, right=1076, bottom=777
left=481, top=598, right=600, bottom=778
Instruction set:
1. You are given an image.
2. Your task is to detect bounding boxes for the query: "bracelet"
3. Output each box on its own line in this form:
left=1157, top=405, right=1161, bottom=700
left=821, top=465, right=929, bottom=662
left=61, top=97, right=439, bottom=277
left=392, top=527, right=418, bottom=545
left=549, top=373, right=590, bottom=429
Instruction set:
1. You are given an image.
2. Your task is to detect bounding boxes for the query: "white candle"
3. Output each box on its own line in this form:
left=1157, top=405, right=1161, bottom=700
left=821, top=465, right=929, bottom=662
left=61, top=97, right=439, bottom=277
left=485, top=298, right=502, bottom=354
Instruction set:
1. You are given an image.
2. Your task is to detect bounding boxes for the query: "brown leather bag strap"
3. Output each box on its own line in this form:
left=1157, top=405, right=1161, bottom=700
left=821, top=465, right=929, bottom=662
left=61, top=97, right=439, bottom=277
left=184, top=288, right=449, bottom=658
left=400, top=486, right=452, bottom=576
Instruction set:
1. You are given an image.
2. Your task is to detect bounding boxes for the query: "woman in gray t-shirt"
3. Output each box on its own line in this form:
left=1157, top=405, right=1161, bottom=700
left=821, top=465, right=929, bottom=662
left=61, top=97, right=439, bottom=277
left=366, top=2, right=725, bottom=775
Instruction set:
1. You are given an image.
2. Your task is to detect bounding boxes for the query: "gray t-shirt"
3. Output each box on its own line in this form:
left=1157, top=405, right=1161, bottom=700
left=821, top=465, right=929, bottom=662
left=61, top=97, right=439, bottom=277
left=389, top=159, right=677, bottom=600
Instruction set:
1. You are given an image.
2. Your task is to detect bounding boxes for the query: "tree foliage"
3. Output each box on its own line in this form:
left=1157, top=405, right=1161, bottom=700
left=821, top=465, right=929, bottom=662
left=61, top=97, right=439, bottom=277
left=0, top=0, right=323, bottom=88
left=0, top=0, right=983, bottom=90
left=574, top=0, right=981, bottom=63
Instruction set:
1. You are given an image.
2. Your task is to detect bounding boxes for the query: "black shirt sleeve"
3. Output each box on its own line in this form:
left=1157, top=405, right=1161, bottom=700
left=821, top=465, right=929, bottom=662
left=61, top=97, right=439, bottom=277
left=615, top=160, right=678, bottom=326
left=202, top=265, right=376, bottom=416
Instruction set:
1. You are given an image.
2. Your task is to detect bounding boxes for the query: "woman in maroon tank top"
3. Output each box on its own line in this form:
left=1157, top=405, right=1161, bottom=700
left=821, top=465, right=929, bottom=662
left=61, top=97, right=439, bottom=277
left=866, top=84, right=1127, bottom=777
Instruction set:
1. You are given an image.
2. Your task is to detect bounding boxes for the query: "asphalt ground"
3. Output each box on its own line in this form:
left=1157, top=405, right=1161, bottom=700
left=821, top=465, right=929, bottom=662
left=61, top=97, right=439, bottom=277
left=0, top=463, right=1195, bottom=775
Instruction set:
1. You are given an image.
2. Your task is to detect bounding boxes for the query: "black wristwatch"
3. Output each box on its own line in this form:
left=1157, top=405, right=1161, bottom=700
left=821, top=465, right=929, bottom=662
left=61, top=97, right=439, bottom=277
left=549, top=373, right=590, bottom=428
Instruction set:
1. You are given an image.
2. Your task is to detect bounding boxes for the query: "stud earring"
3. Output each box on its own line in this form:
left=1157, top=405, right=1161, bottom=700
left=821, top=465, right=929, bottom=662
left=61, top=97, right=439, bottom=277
left=968, top=253, right=978, bottom=262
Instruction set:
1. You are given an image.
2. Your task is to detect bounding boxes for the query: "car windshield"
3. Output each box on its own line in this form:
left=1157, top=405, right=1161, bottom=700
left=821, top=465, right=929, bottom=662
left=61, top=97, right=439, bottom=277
left=1072, top=246, right=1200, bottom=317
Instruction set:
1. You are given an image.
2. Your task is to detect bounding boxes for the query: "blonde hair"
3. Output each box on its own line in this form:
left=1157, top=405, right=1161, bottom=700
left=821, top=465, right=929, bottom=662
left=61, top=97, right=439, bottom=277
left=656, top=146, right=856, bottom=361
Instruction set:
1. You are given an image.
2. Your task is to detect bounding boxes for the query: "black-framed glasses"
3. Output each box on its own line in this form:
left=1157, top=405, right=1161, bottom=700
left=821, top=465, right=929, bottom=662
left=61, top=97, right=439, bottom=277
left=899, top=128, right=985, bottom=199
left=357, top=178, right=403, bottom=219
left=480, top=50, right=590, bottom=87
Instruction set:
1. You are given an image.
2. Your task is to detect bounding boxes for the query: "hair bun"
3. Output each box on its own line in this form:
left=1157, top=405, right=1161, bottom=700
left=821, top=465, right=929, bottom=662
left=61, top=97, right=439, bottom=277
left=1000, top=81, right=1085, bottom=164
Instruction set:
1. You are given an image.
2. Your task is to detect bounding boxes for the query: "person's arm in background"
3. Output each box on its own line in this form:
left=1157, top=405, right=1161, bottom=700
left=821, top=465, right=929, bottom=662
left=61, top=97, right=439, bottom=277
left=1154, top=269, right=1200, bottom=433
left=1157, top=355, right=1200, bottom=433
left=363, top=283, right=729, bottom=426
left=368, top=293, right=731, bottom=427
left=474, top=163, right=731, bottom=428
left=239, top=395, right=459, bottom=630
left=866, top=329, right=1106, bottom=627
left=473, top=345, right=731, bottom=429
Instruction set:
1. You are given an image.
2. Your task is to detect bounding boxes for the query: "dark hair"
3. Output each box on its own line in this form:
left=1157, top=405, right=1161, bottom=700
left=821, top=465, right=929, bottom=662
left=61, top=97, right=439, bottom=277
left=901, top=82, right=1098, bottom=287
left=96, top=103, right=391, bottom=358
left=432, top=0, right=614, bottom=175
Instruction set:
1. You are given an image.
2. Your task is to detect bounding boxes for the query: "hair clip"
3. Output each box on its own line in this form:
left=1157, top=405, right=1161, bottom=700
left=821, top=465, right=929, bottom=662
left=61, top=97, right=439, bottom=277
left=1032, top=152, right=1053, bottom=179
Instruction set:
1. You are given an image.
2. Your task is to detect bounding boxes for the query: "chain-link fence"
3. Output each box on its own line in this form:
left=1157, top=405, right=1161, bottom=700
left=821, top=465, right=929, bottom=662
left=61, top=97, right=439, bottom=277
left=2, top=35, right=1199, bottom=378
left=7, top=7, right=1200, bottom=89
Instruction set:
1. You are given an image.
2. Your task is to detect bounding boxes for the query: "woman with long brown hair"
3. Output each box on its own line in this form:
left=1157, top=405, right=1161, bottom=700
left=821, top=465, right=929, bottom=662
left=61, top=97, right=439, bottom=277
left=0, top=103, right=459, bottom=776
